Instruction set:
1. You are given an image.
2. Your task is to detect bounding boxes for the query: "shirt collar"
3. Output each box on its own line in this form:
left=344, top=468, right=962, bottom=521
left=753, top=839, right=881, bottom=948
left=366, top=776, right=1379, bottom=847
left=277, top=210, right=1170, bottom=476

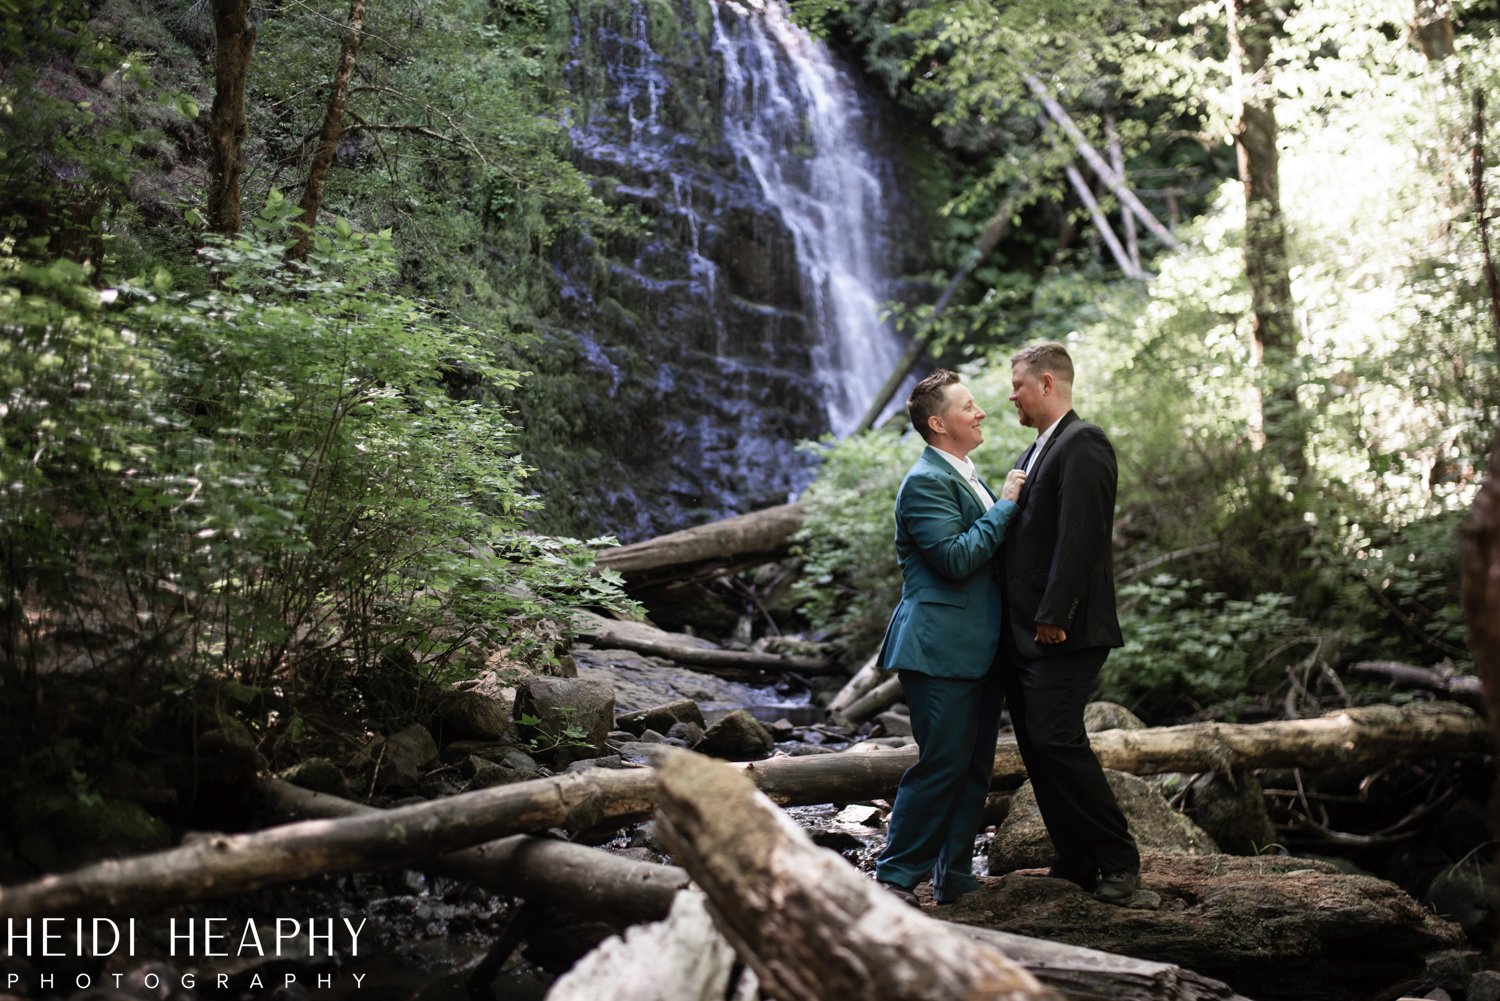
left=930, top=447, right=977, bottom=481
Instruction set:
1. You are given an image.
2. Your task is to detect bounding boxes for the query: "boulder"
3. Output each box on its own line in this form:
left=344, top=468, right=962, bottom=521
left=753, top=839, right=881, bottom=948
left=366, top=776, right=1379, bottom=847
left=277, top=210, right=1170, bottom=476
left=990, top=769, right=1218, bottom=873
left=698, top=709, right=775, bottom=761
left=277, top=758, right=351, bottom=798
left=874, top=710, right=912, bottom=737
left=435, top=689, right=516, bottom=742
left=514, top=677, right=615, bottom=767
left=1187, top=767, right=1278, bottom=855
left=1083, top=701, right=1147, bottom=732
left=665, top=721, right=705, bottom=747
left=358, top=723, right=439, bottom=791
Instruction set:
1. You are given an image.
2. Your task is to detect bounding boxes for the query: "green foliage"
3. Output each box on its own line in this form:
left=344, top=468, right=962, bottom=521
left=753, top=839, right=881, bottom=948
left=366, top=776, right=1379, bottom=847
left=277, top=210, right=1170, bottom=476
left=789, top=427, right=917, bottom=659
left=1103, top=575, right=1315, bottom=720
left=516, top=707, right=593, bottom=753
left=1, top=197, right=634, bottom=722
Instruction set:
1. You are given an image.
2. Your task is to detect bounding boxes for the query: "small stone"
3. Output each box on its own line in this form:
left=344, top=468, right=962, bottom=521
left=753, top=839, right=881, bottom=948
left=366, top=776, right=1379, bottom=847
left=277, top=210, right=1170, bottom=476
left=665, top=721, right=705, bottom=746
left=767, top=718, right=798, bottom=740
left=874, top=711, right=912, bottom=737
left=615, top=698, right=706, bottom=736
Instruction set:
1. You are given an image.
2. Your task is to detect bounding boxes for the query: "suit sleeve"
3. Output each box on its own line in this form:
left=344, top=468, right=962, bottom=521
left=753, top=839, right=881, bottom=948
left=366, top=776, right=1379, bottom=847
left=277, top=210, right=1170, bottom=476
left=1037, top=426, right=1116, bottom=627
left=898, top=474, right=1017, bottom=581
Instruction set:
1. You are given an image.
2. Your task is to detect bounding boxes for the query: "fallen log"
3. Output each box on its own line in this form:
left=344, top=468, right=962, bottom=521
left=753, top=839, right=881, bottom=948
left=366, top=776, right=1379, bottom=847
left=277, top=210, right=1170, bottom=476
left=577, top=619, right=835, bottom=677
left=545, top=890, right=750, bottom=1001
left=1347, top=659, right=1483, bottom=706
left=0, top=767, right=661, bottom=920
left=2, top=702, right=1481, bottom=920
left=824, top=651, right=882, bottom=719
left=595, top=503, right=804, bottom=588
left=652, top=748, right=1059, bottom=1001
left=832, top=673, right=904, bottom=728
left=257, top=777, right=688, bottom=925
left=953, top=924, right=1246, bottom=1001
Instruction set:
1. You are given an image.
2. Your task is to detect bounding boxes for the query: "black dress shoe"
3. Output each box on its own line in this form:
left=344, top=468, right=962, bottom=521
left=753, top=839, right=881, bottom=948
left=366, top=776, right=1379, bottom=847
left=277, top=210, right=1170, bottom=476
left=878, top=880, right=921, bottom=907
left=1092, top=869, right=1139, bottom=904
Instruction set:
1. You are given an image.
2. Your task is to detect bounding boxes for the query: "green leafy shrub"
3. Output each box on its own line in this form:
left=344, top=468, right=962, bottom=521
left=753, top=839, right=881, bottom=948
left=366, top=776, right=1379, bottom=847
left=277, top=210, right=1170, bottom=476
left=1103, top=575, right=1316, bottom=721
left=2, top=195, right=633, bottom=729
left=790, top=428, right=912, bottom=662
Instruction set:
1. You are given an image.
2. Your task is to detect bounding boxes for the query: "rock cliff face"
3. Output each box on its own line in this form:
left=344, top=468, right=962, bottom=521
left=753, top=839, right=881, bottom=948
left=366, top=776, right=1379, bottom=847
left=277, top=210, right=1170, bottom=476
left=527, top=0, right=921, bottom=541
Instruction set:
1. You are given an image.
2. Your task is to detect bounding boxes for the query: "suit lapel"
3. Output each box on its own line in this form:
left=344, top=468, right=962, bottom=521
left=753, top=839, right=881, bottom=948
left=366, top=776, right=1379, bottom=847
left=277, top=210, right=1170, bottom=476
left=921, top=446, right=984, bottom=521
left=1013, top=410, right=1079, bottom=512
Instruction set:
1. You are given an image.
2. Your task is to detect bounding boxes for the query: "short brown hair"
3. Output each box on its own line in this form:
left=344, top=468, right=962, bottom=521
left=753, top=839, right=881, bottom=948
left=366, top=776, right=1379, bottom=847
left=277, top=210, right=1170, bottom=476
left=1011, top=342, right=1074, bottom=385
left=907, top=369, right=960, bottom=442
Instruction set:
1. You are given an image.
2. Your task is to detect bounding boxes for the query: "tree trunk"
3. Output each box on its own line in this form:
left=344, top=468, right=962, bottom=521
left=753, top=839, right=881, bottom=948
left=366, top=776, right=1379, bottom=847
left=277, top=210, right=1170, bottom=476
left=1, top=702, right=1481, bottom=920
left=257, top=777, right=689, bottom=926
left=1346, top=659, right=1483, bottom=706
left=595, top=503, right=805, bottom=588
left=546, top=890, right=750, bottom=1001
left=830, top=673, right=904, bottom=728
left=578, top=616, right=835, bottom=677
left=286, top=0, right=369, bottom=262
left=652, top=748, right=1059, bottom=1001
left=206, top=0, right=254, bottom=235
left=0, top=767, right=661, bottom=920
left=856, top=192, right=1022, bottom=432
left=1024, top=76, right=1179, bottom=250
left=1227, top=0, right=1305, bottom=481
left=825, top=652, right=883, bottom=718
left=1412, top=0, right=1456, bottom=60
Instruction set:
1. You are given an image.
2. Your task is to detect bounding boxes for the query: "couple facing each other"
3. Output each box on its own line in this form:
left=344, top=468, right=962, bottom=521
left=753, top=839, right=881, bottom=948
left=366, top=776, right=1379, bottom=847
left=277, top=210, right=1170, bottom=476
left=873, top=342, right=1141, bottom=908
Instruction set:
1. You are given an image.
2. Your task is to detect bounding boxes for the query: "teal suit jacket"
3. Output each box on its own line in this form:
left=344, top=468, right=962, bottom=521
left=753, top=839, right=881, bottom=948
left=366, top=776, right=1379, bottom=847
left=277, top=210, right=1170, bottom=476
left=878, top=446, right=1018, bottom=679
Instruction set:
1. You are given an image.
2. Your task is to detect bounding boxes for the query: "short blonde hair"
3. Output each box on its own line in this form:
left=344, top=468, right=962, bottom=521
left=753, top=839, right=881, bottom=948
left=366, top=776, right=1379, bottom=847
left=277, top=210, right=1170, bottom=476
left=1011, top=342, right=1074, bottom=384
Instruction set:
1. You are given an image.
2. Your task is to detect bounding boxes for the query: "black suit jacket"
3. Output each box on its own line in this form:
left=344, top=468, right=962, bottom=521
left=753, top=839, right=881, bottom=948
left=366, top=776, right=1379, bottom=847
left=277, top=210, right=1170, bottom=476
left=1002, top=410, right=1123, bottom=660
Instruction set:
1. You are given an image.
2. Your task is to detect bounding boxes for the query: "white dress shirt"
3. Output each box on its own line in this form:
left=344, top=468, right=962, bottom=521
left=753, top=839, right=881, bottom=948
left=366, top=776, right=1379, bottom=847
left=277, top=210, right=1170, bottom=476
left=932, top=448, right=994, bottom=510
left=1023, top=415, right=1065, bottom=475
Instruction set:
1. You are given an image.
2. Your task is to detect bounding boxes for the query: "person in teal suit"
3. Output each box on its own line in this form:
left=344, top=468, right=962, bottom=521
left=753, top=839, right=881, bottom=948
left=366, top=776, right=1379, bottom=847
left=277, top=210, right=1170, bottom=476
left=873, top=369, right=1026, bottom=906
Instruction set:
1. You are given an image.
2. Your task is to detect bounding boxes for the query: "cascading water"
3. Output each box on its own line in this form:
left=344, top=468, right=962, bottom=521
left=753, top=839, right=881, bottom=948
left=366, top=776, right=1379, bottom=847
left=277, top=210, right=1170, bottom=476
left=708, top=0, right=907, bottom=436
left=548, top=0, right=921, bottom=540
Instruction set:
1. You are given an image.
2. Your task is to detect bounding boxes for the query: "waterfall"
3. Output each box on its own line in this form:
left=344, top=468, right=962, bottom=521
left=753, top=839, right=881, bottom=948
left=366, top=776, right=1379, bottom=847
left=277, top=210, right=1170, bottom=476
left=549, top=0, right=919, bottom=539
left=709, top=0, right=906, bottom=435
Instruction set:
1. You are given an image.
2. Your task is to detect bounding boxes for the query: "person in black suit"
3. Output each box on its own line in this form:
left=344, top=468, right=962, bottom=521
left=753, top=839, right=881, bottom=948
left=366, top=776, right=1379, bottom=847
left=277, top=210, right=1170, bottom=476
left=1001, top=342, right=1140, bottom=905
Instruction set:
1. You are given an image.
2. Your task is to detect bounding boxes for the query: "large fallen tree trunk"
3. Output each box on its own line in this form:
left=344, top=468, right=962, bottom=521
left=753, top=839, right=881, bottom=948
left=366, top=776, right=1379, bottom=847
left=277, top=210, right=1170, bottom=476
left=654, top=748, right=1244, bottom=1001
left=578, top=617, right=835, bottom=677
left=595, top=503, right=804, bottom=588
left=2, top=702, right=1482, bottom=919
left=653, top=748, right=1060, bottom=1001
left=257, top=777, right=688, bottom=925
left=0, top=767, right=661, bottom=920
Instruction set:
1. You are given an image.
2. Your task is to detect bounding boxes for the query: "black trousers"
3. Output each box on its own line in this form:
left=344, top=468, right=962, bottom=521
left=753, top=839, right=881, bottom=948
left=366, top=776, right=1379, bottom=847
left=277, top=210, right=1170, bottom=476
left=1000, top=639, right=1139, bottom=877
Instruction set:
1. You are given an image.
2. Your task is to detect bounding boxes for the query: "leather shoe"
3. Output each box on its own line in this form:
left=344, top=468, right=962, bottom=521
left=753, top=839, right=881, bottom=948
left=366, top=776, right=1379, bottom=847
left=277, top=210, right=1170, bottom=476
left=878, top=880, right=920, bottom=907
left=1092, top=869, right=1139, bottom=905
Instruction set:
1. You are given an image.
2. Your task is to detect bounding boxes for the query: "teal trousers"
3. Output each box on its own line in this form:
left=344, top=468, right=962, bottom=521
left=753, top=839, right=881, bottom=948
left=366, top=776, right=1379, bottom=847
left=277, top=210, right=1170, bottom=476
left=874, top=667, right=1005, bottom=898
